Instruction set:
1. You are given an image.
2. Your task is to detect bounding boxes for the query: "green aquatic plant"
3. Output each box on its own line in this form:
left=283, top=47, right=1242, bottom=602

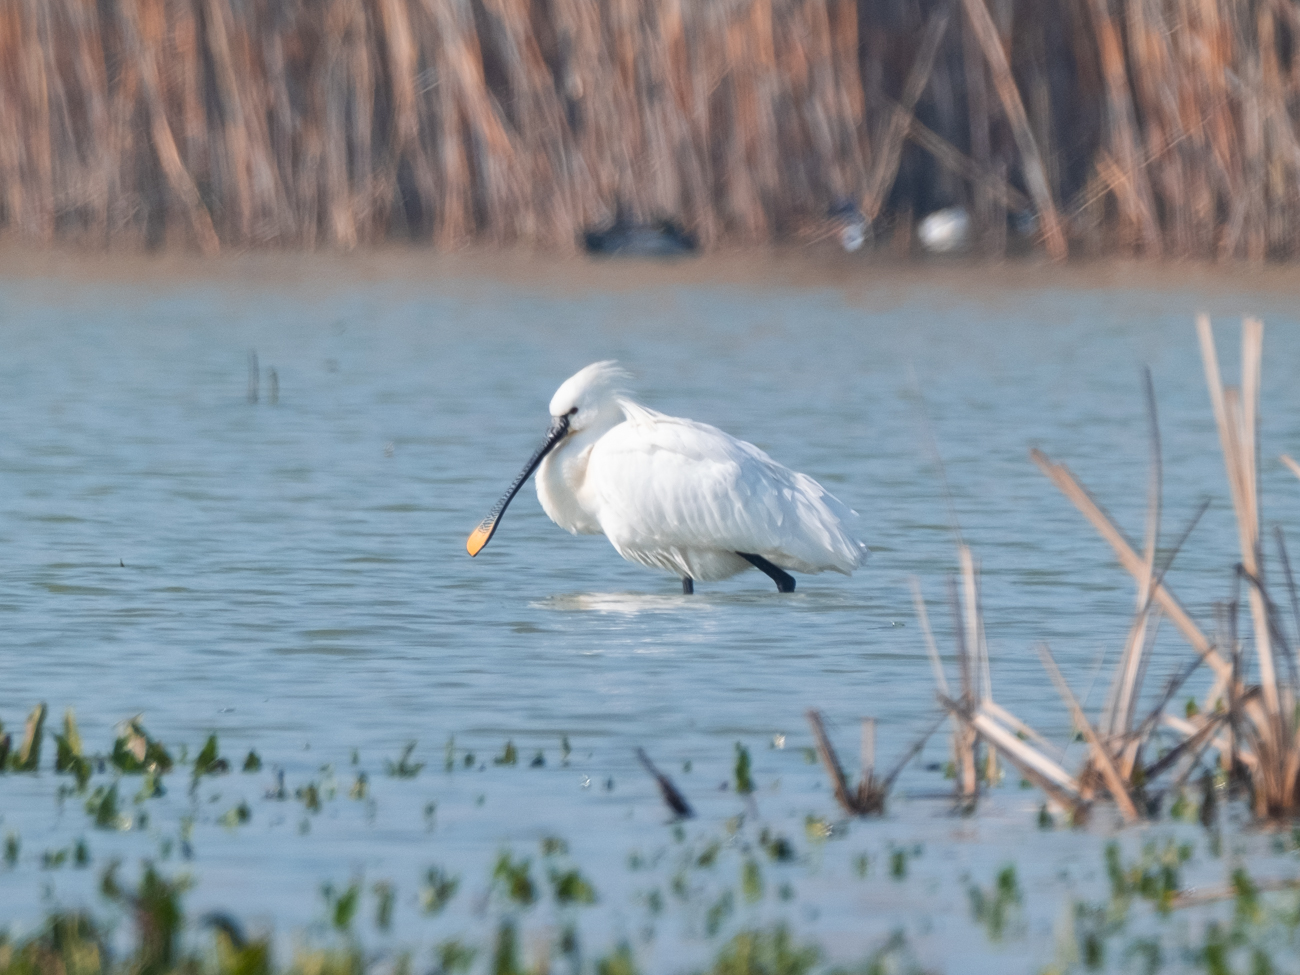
left=112, top=719, right=173, bottom=775
left=696, top=840, right=722, bottom=868
left=54, top=709, right=91, bottom=789
left=967, top=865, right=1023, bottom=941
left=490, top=921, right=522, bottom=975
left=549, top=868, right=596, bottom=905
left=420, top=867, right=459, bottom=915
left=295, top=783, right=321, bottom=813
left=704, top=926, right=818, bottom=975
left=85, top=784, right=122, bottom=830
left=741, top=860, right=764, bottom=903
left=758, top=829, right=795, bottom=862
left=492, top=853, right=536, bottom=906
left=101, top=860, right=191, bottom=975
left=134, top=770, right=165, bottom=802
left=218, top=802, right=251, bottom=827
left=320, top=881, right=361, bottom=932
left=493, top=741, right=518, bottom=767
left=0, top=911, right=107, bottom=975
left=595, top=944, right=638, bottom=975
left=803, top=816, right=831, bottom=842
left=385, top=742, right=424, bottom=778
left=1105, top=840, right=1191, bottom=914
left=705, top=890, right=734, bottom=937
left=4, top=833, right=18, bottom=867
left=433, top=940, right=477, bottom=975
left=827, top=931, right=928, bottom=975
left=242, top=750, right=262, bottom=772
left=192, top=734, right=231, bottom=786
left=734, top=743, right=753, bottom=795
left=348, top=772, right=368, bottom=800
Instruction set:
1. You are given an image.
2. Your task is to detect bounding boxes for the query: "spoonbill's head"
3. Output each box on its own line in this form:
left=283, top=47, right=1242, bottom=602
left=547, top=360, right=630, bottom=434
left=466, top=361, right=629, bottom=557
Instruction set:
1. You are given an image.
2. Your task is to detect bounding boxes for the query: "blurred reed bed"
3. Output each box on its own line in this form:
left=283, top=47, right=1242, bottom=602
left=3, top=0, right=1300, bottom=256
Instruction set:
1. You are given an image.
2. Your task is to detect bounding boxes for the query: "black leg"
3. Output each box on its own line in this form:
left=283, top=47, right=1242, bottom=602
left=737, top=553, right=796, bottom=592
left=682, top=577, right=694, bottom=595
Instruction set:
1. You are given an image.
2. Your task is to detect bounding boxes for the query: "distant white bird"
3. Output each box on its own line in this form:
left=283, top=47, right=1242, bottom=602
left=918, top=206, right=971, bottom=254
left=466, top=362, right=868, bottom=593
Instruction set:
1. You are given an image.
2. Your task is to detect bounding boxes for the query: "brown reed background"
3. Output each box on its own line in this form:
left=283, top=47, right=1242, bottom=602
left=1, top=0, right=1297, bottom=258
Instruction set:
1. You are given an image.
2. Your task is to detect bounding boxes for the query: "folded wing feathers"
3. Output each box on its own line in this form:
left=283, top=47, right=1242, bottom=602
left=594, top=403, right=867, bottom=575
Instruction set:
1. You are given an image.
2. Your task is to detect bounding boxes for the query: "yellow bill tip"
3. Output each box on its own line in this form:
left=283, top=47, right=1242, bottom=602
left=466, top=521, right=494, bottom=557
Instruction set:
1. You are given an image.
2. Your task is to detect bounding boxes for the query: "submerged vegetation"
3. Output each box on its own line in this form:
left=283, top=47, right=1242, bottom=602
left=4, top=0, right=1300, bottom=257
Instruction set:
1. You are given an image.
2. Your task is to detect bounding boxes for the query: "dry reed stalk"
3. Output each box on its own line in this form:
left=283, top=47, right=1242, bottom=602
left=1037, top=643, right=1140, bottom=822
left=861, top=7, right=949, bottom=223
left=7, top=0, right=1300, bottom=255
left=959, top=0, right=1066, bottom=259
left=806, top=709, right=942, bottom=816
left=1196, top=315, right=1300, bottom=817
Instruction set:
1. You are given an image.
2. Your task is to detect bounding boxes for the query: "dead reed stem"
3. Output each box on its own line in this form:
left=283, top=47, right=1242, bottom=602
left=2, top=0, right=1298, bottom=255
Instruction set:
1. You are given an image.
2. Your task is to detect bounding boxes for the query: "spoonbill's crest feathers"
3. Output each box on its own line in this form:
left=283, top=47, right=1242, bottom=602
left=548, top=360, right=631, bottom=418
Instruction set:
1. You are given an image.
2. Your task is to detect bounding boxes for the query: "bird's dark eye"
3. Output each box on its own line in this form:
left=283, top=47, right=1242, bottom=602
left=568, top=407, right=578, bottom=415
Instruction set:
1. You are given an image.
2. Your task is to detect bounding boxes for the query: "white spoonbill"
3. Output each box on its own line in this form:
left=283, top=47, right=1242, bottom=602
left=466, top=362, right=868, bottom=593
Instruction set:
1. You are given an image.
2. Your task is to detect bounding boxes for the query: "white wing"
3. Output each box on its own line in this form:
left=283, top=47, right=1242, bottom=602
left=586, top=401, right=868, bottom=576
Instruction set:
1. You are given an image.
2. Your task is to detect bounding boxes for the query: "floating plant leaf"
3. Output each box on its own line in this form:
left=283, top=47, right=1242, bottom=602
left=192, top=734, right=230, bottom=785
left=218, top=802, right=251, bottom=827
left=112, top=718, right=173, bottom=775
left=241, top=750, right=262, bottom=772
left=550, top=868, right=597, bottom=905
left=493, top=741, right=517, bottom=766
left=492, top=852, right=535, bottom=906
left=85, top=784, right=122, bottom=830
left=322, top=881, right=361, bottom=931
left=420, top=867, right=459, bottom=915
